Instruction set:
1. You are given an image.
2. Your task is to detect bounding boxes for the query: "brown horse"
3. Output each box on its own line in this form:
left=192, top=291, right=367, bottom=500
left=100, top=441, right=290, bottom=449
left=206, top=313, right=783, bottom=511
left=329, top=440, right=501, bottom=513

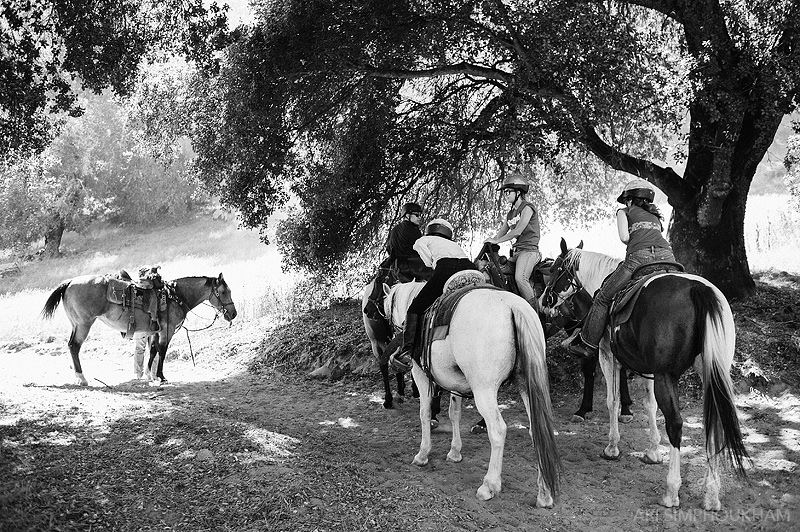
left=41, top=274, right=237, bottom=385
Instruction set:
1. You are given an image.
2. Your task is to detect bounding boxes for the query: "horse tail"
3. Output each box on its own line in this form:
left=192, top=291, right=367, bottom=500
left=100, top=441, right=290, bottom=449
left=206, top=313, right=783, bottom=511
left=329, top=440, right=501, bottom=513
left=41, top=281, right=71, bottom=320
left=511, top=304, right=562, bottom=498
left=692, top=282, right=750, bottom=478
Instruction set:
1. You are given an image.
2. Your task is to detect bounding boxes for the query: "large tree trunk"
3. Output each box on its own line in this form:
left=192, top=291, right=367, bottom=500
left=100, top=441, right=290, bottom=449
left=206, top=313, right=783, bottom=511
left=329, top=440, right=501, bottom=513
left=668, top=186, right=754, bottom=300
left=43, top=218, right=65, bottom=258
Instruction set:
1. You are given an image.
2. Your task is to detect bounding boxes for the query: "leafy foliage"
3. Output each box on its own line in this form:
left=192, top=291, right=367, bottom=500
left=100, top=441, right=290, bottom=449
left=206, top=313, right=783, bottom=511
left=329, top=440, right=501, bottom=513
left=0, top=0, right=229, bottom=156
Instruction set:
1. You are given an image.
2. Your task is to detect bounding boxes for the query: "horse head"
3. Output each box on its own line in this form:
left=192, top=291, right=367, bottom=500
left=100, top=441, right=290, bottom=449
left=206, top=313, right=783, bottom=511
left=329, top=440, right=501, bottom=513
left=210, top=273, right=237, bottom=322
left=541, top=238, right=583, bottom=308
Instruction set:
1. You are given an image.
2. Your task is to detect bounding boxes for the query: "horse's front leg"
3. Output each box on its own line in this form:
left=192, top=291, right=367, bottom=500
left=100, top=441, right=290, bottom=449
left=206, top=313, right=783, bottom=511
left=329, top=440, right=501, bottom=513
left=379, top=363, right=393, bottom=409
left=574, top=354, right=597, bottom=422
left=473, top=389, right=506, bottom=500
left=598, top=343, right=621, bottom=460
left=154, top=339, right=168, bottom=384
left=395, top=370, right=406, bottom=404
left=411, top=364, right=433, bottom=467
left=68, top=325, right=91, bottom=386
left=447, top=393, right=463, bottom=463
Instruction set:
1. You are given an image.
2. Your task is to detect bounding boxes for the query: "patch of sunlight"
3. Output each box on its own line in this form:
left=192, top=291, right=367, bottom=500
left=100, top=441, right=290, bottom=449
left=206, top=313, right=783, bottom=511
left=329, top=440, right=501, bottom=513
left=743, top=427, right=770, bottom=444
left=243, top=426, right=299, bottom=458
left=368, top=393, right=384, bottom=404
left=752, top=449, right=797, bottom=472
left=319, top=417, right=360, bottom=428
left=685, top=415, right=702, bottom=429
left=779, top=428, right=800, bottom=452
left=232, top=451, right=272, bottom=464
left=509, top=421, right=528, bottom=430
left=39, top=431, right=76, bottom=446
left=87, top=252, right=120, bottom=270
left=162, top=437, right=185, bottom=447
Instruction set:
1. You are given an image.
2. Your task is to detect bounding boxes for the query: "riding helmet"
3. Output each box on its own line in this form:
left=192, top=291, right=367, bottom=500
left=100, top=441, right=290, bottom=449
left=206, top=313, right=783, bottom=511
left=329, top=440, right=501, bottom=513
left=425, top=218, right=454, bottom=240
left=500, top=172, right=530, bottom=194
left=617, top=178, right=656, bottom=204
left=402, top=202, right=423, bottom=216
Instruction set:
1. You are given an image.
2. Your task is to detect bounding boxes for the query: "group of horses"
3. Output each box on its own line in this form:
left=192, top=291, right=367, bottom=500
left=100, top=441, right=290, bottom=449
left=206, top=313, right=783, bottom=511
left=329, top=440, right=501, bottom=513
left=362, top=238, right=749, bottom=510
left=39, top=238, right=749, bottom=511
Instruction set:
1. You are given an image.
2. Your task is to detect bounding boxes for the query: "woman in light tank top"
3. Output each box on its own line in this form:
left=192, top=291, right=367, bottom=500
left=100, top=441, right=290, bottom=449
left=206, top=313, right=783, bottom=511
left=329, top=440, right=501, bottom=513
left=484, top=171, right=542, bottom=309
left=569, top=179, right=678, bottom=359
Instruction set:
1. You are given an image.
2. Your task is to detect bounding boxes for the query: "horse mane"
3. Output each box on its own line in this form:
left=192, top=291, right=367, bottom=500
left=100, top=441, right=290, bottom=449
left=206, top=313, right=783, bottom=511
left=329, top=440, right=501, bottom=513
left=565, top=248, right=621, bottom=292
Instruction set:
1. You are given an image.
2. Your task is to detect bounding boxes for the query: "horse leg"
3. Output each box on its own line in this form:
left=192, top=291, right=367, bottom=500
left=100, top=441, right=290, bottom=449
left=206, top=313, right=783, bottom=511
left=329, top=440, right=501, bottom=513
left=395, top=370, right=406, bottom=403
left=145, top=338, right=158, bottom=382
left=473, top=389, right=506, bottom=500
left=154, top=339, right=168, bottom=384
left=598, top=347, right=621, bottom=460
left=447, top=393, right=463, bottom=463
left=379, top=363, right=394, bottom=409
left=573, top=354, right=597, bottom=422
left=67, top=323, right=92, bottom=386
left=653, top=373, right=683, bottom=508
left=640, top=378, right=663, bottom=464
left=619, top=369, right=634, bottom=422
left=411, top=365, right=434, bottom=467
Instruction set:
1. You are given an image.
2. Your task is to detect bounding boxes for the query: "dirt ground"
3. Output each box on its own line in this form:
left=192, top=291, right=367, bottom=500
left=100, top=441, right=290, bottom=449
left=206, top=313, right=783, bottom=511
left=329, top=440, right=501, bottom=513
left=1, top=284, right=799, bottom=531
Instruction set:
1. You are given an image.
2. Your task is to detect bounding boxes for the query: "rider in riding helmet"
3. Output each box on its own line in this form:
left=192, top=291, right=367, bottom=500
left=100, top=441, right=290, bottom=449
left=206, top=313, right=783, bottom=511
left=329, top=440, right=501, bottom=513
left=484, top=171, right=542, bottom=310
left=389, top=218, right=478, bottom=372
left=365, top=202, right=427, bottom=319
left=569, top=179, right=678, bottom=359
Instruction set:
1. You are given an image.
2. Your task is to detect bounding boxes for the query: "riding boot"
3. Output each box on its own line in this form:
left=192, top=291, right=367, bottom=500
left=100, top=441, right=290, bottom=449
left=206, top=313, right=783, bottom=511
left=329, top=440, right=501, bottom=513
left=389, top=313, right=419, bottom=372
left=568, top=300, right=606, bottom=359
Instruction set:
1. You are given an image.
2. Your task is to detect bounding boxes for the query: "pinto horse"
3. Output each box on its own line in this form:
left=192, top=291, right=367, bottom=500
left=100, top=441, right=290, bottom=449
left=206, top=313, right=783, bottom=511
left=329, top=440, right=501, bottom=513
left=41, top=274, right=237, bottom=385
left=542, top=239, right=748, bottom=510
left=386, top=281, right=561, bottom=506
left=361, top=280, right=420, bottom=408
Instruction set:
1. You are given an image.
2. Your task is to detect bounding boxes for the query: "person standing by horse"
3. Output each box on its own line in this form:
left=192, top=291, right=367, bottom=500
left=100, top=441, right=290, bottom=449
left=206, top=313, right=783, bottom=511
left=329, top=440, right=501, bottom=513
left=133, top=265, right=163, bottom=379
left=484, top=171, right=543, bottom=311
left=365, top=202, right=428, bottom=319
left=569, top=178, right=678, bottom=359
left=389, top=218, right=478, bottom=372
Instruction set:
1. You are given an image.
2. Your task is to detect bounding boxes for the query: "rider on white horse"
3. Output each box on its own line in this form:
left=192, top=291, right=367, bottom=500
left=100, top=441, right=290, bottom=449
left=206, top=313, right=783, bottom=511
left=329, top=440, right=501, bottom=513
left=389, top=218, right=479, bottom=372
left=569, top=179, right=678, bottom=359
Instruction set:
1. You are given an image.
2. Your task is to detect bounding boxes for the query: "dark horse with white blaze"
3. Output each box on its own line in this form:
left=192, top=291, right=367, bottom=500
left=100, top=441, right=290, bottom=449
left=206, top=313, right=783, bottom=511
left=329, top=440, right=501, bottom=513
left=41, top=274, right=237, bottom=385
left=542, top=239, right=749, bottom=510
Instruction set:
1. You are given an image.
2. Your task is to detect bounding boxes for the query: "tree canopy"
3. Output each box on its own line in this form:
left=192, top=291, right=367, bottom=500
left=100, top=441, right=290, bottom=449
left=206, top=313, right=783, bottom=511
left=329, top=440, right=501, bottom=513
left=0, top=0, right=228, bottom=155
left=190, top=0, right=800, bottom=298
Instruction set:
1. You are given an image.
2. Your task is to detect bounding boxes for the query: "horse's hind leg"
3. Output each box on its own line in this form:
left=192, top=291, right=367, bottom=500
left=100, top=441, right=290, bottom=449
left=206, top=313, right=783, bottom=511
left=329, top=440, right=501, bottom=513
left=447, top=393, right=463, bottom=463
left=640, top=379, right=663, bottom=464
left=653, top=373, right=683, bottom=508
left=620, top=370, right=634, bottom=422
left=411, top=365, right=434, bottom=467
left=379, top=363, right=394, bottom=409
left=473, top=389, right=506, bottom=500
left=598, top=347, right=621, bottom=460
left=574, top=354, right=598, bottom=422
left=67, top=323, right=93, bottom=386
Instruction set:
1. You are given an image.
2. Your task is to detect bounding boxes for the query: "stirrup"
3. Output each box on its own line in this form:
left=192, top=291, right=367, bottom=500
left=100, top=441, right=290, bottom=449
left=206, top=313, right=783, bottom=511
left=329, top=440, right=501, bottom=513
left=568, top=341, right=598, bottom=359
left=390, top=352, right=413, bottom=372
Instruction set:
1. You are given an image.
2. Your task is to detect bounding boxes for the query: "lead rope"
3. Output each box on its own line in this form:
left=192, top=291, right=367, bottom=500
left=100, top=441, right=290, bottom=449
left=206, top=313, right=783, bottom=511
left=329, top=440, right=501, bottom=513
left=179, top=304, right=224, bottom=367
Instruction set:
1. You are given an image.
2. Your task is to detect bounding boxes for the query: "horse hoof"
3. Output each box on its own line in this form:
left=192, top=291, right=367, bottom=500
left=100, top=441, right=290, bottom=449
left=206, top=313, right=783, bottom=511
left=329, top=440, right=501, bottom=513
left=619, top=414, right=634, bottom=423
left=476, top=485, right=495, bottom=501
left=430, top=417, right=440, bottom=429
left=639, top=454, right=661, bottom=465
left=660, top=495, right=680, bottom=508
left=600, top=451, right=621, bottom=461
left=571, top=414, right=587, bottom=423
left=412, top=456, right=428, bottom=467
left=470, top=423, right=486, bottom=434
left=446, top=450, right=463, bottom=463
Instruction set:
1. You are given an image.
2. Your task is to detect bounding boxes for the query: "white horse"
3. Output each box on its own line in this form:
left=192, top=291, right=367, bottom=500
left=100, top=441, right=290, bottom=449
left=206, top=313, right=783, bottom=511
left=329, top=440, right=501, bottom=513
left=385, top=281, right=561, bottom=506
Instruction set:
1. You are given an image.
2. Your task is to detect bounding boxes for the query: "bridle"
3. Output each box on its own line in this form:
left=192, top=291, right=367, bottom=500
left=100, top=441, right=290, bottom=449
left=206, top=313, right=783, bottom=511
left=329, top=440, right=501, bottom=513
left=542, top=255, right=585, bottom=319
left=210, top=280, right=236, bottom=320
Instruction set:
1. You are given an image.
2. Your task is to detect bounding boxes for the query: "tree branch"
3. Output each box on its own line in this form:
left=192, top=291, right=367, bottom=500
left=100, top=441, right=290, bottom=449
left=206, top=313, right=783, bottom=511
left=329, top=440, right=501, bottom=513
left=362, top=62, right=513, bottom=85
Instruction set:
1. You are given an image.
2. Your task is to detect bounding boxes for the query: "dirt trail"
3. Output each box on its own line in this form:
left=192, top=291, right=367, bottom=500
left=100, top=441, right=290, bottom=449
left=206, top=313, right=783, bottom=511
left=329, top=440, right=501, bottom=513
left=1, top=317, right=798, bottom=532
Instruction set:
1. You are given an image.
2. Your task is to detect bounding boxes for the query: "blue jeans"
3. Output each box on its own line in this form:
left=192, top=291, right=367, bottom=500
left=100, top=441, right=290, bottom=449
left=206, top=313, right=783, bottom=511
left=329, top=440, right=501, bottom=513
left=580, top=246, right=675, bottom=348
left=511, top=249, right=542, bottom=307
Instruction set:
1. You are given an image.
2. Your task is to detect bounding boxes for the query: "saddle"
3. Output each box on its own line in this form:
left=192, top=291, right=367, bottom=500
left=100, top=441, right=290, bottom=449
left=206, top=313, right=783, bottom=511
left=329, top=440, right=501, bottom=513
left=416, top=280, right=500, bottom=379
left=476, top=243, right=552, bottom=301
left=108, top=270, right=167, bottom=337
left=365, top=257, right=433, bottom=321
left=609, top=261, right=685, bottom=327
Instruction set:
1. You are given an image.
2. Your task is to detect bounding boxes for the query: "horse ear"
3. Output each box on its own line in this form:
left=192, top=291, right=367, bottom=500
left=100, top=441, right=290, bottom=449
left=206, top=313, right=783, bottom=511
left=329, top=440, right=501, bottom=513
left=218, top=273, right=224, bottom=282
left=383, top=283, right=391, bottom=296
left=577, top=240, right=584, bottom=249
left=560, top=238, right=568, bottom=255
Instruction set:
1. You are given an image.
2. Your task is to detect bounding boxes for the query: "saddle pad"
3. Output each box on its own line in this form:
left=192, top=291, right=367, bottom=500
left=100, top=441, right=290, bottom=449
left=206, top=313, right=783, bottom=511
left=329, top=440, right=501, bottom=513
left=443, top=270, right=486, bottom=294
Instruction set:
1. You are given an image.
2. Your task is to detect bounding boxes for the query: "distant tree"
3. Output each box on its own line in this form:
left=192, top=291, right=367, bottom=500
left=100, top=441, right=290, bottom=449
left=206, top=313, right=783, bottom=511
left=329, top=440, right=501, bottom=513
left=191, top=0, right=800, bottom=299
left=784, top=134, right=800, bottom=209
left=0, top=0, right=229, bottom=156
